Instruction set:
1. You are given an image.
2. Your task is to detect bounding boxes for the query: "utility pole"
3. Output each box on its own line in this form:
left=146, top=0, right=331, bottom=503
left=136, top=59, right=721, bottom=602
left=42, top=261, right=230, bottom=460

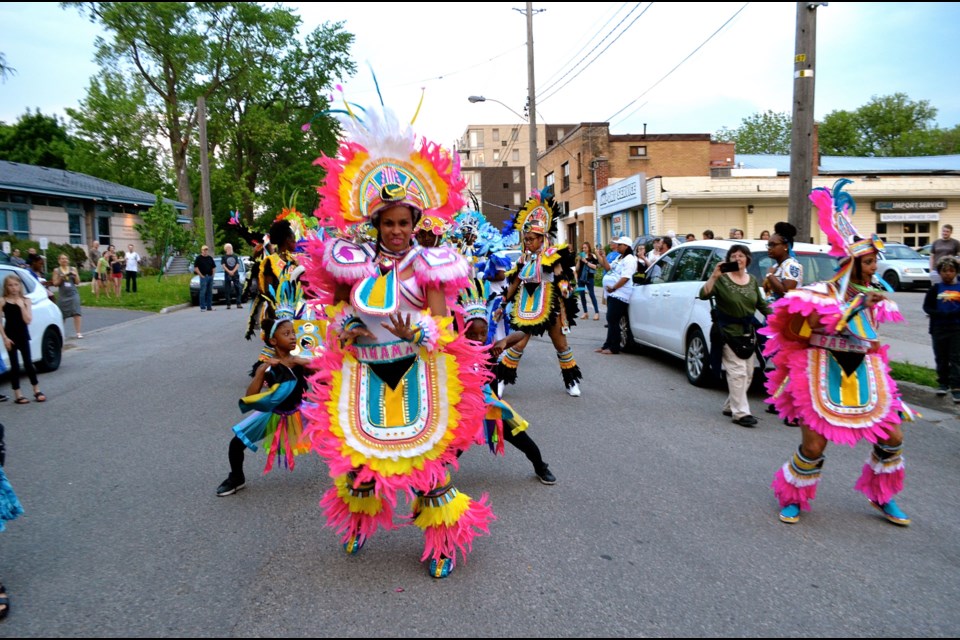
left=197, top=96, right=214, bottom=250
left=516, top=3, right=544, bottom=194
left=788, top=2, right=826, bottom=242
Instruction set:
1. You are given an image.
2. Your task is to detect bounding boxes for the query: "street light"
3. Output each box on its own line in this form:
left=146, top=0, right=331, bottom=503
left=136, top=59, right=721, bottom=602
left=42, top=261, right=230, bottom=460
left=467, top=95, right=538, bottom=193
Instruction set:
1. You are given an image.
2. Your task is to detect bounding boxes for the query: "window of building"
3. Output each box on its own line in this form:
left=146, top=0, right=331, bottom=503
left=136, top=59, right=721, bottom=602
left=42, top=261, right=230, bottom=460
left=68, top=211, right=83, bottom=244
left=545, top=172, right=555, bottom=189
left=513, top=192, right=522, bottom=207
left=876, top=222, right=930, bottom=249
left=561, top=162, right=570, bottom=191
left=469, top=129, right=484, bottom=149
left=492, top=129, right=500, bottom=143
left=97, top=214, right=112, bottom=246
left=513, top=169, right=521, bottom=184
left=512, top=149, right=520, bottom=162
left=0, top=207, right=30, bottom=239
left=476, top=152, right=485, bottom=167
left=493, top=150, right=500, bottom=163
left=577, top=153, right=582, bottom=179
left=510, top=128, right=519, bottom=142
left=557, top=128, right=565, bottom=139
left=630, top=145, right=647, bottom=158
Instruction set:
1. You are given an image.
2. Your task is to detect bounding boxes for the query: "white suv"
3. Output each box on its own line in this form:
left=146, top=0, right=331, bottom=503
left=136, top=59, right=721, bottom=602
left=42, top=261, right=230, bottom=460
left=622, top=239, right=836, bottom=387
left=0, top=264, right=65, bottom=373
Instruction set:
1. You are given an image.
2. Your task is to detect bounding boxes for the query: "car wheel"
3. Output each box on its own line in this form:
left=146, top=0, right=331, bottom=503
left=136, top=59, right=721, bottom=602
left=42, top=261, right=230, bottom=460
left=883, top=270, right=901, bottom=291
left=37, top=326, right=63, bottom=373
left=618, top=315, right=635, bottom=354
left=685, top=327, right=712, bottom=387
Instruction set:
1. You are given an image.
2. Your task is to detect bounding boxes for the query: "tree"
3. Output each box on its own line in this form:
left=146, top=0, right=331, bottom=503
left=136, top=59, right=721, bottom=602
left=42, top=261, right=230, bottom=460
left=65, top=71, right=170, bottom=196
left=134, top=192, right=193, bottom=270
left=818, top=93, right=939, bottom=156
left=0, top=52, right=15, bottom=82
left=64, top=2, right=324, bottom=222
left=0, top=109, right=73, bottom=168
left=713, top=110, right=792, bottom=155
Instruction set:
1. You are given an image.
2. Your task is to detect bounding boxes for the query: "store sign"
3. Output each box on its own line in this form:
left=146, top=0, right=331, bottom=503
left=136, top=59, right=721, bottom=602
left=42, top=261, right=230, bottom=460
left=873, top=200, right=946, bottom=212
left=598, top=173, right=644, bottom=216
left=880, top=212, right=940, bottom=222
left=611, top=213, right=624, bottom=237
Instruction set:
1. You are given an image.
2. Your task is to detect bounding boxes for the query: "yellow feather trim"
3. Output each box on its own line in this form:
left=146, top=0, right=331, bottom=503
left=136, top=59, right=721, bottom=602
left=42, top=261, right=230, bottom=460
left=333, top=474, right=385, bottom=516
left=411, top=490, right=473, bottom=529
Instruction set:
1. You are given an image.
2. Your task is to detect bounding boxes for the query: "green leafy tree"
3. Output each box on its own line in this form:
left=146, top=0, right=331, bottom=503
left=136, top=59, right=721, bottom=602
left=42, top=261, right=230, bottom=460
left=135, top=192, right=193, bottom=271
left=713, top=110, right=792, bottom=154
left=0, top=52, right=15, bottom=82
left=65, top=71, right=170, bottom=196
left=819, top=93, right=939, bottom=156
left=0, top=109, right=73, bottom=168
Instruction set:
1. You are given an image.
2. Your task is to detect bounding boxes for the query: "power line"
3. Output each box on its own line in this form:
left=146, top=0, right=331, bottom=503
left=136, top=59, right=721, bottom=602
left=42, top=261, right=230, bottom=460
left=537, top=2, right=634, bottom=93
left=385, top=44, right=526, bottom=89
left=538, top=2, right=654, bottom=105
left=607, top=2, right=750, bottom=125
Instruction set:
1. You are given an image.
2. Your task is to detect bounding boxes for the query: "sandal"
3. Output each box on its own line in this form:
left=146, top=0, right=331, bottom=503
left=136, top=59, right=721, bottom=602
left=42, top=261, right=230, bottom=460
left=14, top=397, right=28, bottom=405
left=0, top=582, right=8, bottom=620
left=34, top=391, right=46, bottom=403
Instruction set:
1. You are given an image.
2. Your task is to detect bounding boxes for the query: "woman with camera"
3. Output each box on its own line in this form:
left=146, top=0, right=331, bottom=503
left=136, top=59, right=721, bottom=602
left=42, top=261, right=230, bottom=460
left=699, top=244, right=771, bottom=427
left=575, top=242, right=600, bottom=320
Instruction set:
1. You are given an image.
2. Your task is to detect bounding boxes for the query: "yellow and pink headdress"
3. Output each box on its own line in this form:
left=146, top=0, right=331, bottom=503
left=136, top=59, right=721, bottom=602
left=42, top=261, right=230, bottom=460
left=312, top=92, right=466, bottom=234
left=810, top=178, right=886, bottom=291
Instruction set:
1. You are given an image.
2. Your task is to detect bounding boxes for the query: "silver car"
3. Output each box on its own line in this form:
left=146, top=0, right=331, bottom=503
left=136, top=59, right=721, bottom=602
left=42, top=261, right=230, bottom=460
left=876, top=243, right=931, bottom=291
left=189, top=256, right=248, bottom=306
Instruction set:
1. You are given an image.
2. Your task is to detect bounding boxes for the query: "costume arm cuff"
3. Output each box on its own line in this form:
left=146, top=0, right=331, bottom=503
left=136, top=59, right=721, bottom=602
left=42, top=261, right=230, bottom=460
left=410, top=312, right=441, bottom=352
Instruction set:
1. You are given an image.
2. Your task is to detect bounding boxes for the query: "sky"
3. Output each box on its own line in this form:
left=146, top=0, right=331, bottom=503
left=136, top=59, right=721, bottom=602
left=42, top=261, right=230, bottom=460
left=2, top=2, right=960, bottom=152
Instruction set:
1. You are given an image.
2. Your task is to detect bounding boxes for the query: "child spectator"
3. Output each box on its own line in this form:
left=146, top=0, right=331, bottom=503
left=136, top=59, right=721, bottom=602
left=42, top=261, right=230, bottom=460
left=923, top=255, right=960, bottom=401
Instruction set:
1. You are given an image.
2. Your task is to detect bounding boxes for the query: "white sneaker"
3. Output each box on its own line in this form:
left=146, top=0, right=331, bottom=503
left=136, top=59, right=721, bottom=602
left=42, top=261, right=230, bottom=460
left=566, top=382, right=581, bottom=397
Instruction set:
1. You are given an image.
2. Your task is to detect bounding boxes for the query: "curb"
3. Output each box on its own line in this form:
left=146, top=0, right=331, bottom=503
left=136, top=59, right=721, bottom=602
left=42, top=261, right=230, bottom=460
left=897, top=379, right=960, bottom=416
left=160, top=303, right=192, bottom=314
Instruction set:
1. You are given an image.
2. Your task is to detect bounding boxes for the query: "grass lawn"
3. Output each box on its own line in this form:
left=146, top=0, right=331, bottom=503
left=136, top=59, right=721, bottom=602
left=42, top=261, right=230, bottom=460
left=78, top=274, right=193, bottom=313
left=889, top=360, right=938, bottom=389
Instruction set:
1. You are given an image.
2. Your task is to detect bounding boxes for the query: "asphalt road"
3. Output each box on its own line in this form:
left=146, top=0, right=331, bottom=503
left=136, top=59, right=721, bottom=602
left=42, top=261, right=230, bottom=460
left=1, top=302, right=958, bottom=637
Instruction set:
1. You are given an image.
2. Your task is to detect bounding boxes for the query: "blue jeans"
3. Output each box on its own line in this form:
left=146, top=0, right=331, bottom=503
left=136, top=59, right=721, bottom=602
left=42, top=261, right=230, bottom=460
left=199, top=275, right=214, bottom=310
left=578, top=279, right=599, bottom=314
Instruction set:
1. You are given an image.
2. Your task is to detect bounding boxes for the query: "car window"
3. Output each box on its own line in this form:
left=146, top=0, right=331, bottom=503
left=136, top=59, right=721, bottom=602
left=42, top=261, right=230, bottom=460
left=0, top=267, right=36, bottom=295
left=647, top=253, right=677, bottom=284
left=669, top=247, right=712, bottom=282
left=883, top=245, right=922, bottom=260
left=749, top=250, right=837, bottom=285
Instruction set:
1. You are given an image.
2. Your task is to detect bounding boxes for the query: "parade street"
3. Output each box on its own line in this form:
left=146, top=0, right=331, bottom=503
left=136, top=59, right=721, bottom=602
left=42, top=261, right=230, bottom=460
left=2, top=296, right=959, bottom=638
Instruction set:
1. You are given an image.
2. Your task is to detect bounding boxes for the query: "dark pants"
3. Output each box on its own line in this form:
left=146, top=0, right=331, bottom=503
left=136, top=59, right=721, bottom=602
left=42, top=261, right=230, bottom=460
left=125, top=270, right=138, bottom=292
left=503, top=427, right=546, bottom=473
left=224, top=276, right=240, bottom=307
left=602, top=297, right=630, bottom=353
left=7, top=339, right=39, bottom=391
left=228, top=436, right=246, bottom=479
left=931, top=326, right=960, bottom=388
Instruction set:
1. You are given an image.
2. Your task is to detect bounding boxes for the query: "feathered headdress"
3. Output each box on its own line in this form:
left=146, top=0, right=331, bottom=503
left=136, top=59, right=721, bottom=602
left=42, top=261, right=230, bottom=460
left=810, top=178, right=887, bottom=291
left=506, top=189, right=559, bottom=241
left=312, top=86, right=466, bottom=233
left=458, top=277, right=488, bottom=325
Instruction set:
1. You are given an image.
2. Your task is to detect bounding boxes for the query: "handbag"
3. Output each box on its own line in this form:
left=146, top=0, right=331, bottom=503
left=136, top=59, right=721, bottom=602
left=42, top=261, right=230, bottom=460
left=724, top=329, right=758, bottom=360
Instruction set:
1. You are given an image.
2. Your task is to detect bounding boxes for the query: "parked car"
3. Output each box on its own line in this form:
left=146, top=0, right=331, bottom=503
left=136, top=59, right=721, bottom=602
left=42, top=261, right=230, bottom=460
left=189, top=256, right=248, bottom=306
left=917, top=243, right=932, bottom=257
left=876, top=242, right=931, bottom=291
left=0, top=264, right=65, bottom=373
left=621, top=239, right=837, bottom=387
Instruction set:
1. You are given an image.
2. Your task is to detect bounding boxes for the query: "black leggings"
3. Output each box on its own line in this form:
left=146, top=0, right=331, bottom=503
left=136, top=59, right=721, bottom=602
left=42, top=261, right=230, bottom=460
left=7, top=339, right=38, bottom=391
left=228, top=436, right=246, bottom=478
left=503, top=425, right=546, bottom=471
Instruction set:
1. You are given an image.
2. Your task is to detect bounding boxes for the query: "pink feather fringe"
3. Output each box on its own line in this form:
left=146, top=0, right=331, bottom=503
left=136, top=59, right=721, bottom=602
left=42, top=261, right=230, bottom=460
left=771, top=466, right=819, bottom=511
left=419, top=493, right=495, bottom=563
left=319, top=484, right=398, bottom=543
left=854, top=461, right=905, bottom=505
left=810, top=187, right=849, bottom=259
left=302, top=322, right=492, bottom=505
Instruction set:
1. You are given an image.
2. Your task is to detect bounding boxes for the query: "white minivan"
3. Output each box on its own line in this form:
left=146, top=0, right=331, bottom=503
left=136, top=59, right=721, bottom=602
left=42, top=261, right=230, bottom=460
left=0, top=264, right=65, bottom=374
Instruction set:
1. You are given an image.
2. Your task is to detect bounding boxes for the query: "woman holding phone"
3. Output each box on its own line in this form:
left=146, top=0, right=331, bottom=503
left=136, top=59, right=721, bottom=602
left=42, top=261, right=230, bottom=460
left=699, top=244, right=771, bottom=427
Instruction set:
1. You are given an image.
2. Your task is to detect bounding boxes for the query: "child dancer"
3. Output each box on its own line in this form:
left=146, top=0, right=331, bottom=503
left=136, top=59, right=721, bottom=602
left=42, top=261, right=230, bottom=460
left=216, top=313, right=312, bottom=496
left=459, top=280, right=557, bottom=484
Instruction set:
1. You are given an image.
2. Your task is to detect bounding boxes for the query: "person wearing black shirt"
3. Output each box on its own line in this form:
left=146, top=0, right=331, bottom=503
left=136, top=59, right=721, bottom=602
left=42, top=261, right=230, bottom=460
left=221, top=243, right=241, bottom=309
left=193, top=245, right=216, bottom=311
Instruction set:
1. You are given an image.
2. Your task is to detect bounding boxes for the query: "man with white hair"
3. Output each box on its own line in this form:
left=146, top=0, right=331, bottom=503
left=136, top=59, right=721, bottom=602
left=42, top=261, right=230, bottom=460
left=595, top=236, right=638, bottom=355
left=222, top=243, right=241, bottom=309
